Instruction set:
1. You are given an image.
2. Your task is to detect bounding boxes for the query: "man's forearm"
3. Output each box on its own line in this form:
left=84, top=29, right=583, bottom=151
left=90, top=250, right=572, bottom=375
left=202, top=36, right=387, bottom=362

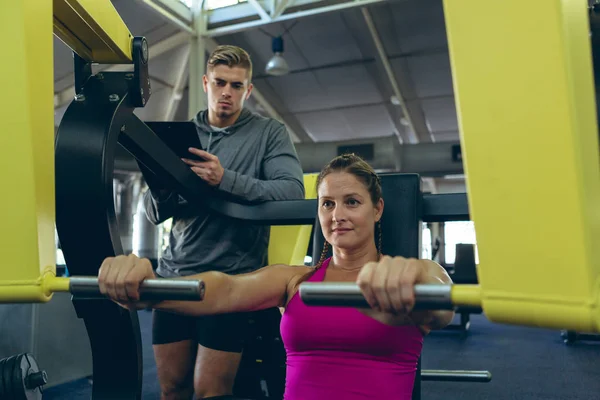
left=218, top=169, right=305, bottom=202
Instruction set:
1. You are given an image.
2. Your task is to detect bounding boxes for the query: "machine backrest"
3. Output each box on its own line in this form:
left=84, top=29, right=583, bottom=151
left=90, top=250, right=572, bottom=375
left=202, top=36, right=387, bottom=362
left=308, top=173, right=424, bottom=400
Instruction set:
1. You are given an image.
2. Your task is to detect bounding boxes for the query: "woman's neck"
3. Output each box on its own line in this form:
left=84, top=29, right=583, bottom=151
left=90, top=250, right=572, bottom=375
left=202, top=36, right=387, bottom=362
left=330, top=244, right=379, bottom=272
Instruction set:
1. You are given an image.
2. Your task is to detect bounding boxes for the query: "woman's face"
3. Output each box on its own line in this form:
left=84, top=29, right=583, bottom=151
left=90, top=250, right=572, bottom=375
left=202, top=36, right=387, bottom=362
left=318, top=171, right=383, bottom=252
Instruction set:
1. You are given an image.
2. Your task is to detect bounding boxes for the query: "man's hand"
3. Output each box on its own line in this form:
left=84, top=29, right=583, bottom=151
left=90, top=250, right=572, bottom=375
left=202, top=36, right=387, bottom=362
left=182, top=148, right=225, bottom=187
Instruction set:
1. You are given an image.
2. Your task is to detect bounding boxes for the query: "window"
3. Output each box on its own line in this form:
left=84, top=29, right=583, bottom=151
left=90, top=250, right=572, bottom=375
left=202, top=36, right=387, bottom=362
left=444, top=221, right=479, bottom=264
left=178, top=0, right=248, bottom=10
left=204, top=0, right=247, bottom=10
left=421, top=223, right=432, bottom=259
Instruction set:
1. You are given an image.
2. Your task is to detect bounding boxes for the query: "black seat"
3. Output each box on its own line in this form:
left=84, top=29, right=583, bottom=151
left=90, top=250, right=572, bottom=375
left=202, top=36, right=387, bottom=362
left=233, top=308, right=286, bottom=399
left=451, top=243, right=479, bottom=284
left=445, top=243, right=483, bottom=336
left=310, top=174, right=425, bottom=399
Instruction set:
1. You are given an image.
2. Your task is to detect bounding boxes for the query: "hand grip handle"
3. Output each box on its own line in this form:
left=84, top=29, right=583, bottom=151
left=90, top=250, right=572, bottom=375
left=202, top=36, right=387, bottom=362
left=298, top=282, right=454, bottom=310
left=69, top=277, right=205, bottom=301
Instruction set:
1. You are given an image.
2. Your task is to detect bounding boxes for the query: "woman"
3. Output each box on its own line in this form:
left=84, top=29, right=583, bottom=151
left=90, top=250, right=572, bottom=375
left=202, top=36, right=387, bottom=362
left=99, top=154, right=454, bottom=400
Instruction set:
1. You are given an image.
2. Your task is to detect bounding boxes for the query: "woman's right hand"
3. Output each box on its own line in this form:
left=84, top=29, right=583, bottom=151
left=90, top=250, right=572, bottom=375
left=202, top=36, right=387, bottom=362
left=98, top=254, right=157, bottom=309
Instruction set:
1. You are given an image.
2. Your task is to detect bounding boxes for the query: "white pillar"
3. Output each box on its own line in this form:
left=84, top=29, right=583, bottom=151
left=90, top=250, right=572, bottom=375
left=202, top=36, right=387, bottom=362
left=188, top=5, right=208, bottom=119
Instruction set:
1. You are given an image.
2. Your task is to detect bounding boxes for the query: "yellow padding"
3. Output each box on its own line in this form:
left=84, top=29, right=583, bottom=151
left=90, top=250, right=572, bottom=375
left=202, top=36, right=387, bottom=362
left=0, top=275, right=72, bottom=304
left=268, top=174, right=318, bottom=266
left=0, top=0, right=55, bottom=292
left=443, top=0, right=600, bottom=332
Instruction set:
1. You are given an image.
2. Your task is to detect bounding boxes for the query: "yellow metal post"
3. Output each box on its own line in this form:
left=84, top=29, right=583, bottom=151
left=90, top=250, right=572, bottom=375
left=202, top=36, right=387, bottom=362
left=0, top=0, right=56, bottom=302
left=443, top=0, right=600, bottom=331
left=269, top=174, right=318, bottom=266
left=53, top=0, right=133, bottom=63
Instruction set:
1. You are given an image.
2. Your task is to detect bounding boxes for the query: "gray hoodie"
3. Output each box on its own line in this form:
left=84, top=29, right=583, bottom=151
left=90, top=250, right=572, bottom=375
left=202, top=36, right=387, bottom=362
left=144, top=108, right=305, bottom=277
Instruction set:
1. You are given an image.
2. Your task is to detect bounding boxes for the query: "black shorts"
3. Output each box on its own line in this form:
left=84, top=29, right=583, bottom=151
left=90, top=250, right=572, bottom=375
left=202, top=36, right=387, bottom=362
left=151, top=307, right=282, bottom=353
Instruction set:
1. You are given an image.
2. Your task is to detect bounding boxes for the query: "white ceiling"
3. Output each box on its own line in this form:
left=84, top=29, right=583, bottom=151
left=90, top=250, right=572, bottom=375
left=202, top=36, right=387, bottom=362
left=53, top=0, right=466, bottom=193
left=55, top=0, right=458, bottom=140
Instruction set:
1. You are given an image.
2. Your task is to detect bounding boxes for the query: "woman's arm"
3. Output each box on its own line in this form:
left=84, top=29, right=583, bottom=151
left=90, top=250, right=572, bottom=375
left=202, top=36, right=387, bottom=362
left=97, top=255, right=310, bottom=316
left=407, top=260, right=455, bottom=331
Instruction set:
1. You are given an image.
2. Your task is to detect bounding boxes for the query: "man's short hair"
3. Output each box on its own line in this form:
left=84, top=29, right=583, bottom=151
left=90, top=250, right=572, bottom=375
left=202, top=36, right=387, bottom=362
left=207, top=45, right=253, bottom=81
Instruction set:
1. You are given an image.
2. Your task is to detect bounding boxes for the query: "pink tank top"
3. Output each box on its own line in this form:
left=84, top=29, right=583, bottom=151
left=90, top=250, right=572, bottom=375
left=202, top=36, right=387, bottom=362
left=280, top=258, right=424, bottom=400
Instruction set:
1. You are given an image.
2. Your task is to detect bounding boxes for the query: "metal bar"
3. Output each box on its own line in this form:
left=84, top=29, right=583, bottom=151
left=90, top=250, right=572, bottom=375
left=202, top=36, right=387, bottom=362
left=137, top=0, right=195, bottom=34
left=299, top=283, right=456, bottom=309
left=247, top=0, right=272, bottom=20
left=165, top=44, right=191, bottom=120
left=421, top=370, right=492, bottom=383
left=152, top=0, right=194, bottom=23
left=272, top=0, right=291, bottom=18
left=361, top=7, right=421, bottom=143
left=53, top=0, right=133, bottom=63
left=421, top=193, right=469, bottom=222
left=189, top=6, right=207, bottom=118
left=299, top=283, right=482, bottom=309
left=206, top=0, right=386, bottom=37
left=69, top=277, right=205, bottom=301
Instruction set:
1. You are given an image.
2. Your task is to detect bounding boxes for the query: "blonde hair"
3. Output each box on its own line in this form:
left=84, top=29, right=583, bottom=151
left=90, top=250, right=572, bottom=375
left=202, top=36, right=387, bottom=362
left=207, top=45, right=253, bottom=80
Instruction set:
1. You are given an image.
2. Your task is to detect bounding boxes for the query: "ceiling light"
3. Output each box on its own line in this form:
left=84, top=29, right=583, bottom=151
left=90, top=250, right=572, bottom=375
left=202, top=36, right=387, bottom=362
left=265, top=36, right=289, bottom=76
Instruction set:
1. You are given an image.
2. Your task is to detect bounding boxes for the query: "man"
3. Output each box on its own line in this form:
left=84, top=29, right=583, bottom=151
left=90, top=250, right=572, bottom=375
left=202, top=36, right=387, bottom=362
left=143, top=45, right=305, bottom=400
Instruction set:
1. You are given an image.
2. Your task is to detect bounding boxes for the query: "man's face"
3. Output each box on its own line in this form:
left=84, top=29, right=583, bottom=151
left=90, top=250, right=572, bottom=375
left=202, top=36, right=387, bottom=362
left=203, top=65, right=253, bottom=120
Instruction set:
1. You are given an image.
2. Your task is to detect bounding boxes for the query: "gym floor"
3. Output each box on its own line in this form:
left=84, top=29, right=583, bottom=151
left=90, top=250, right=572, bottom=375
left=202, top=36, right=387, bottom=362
left=44, top=311, right=600, bottom=400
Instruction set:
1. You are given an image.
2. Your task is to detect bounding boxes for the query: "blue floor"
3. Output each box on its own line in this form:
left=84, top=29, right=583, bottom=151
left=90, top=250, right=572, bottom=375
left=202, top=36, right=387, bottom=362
left=43, top=311, right=600, bottom=400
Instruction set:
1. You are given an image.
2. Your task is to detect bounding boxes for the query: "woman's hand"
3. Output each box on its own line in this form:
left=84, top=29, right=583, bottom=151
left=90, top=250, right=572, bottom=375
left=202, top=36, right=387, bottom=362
left=356, top=255, right=454, bottom=329
left=356, top=255, right=430, bottom=315
left=98, top=254, right=157, bottom=310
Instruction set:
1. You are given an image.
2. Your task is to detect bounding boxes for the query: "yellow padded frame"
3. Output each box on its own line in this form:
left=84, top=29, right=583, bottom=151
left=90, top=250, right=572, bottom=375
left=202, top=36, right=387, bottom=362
left=0, top=0, right=56, bottom=302
left=268, top=174, right=318, bottom=266
left=443, top=0, right=600, bottom=332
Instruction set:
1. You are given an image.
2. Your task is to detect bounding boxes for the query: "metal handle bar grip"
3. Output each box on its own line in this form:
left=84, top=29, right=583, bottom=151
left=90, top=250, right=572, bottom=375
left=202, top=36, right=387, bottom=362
left=299, top=282, right=455, bottom=310
left=69, top=277, right=205, bottom=301
left=421, top=369, right=492, bottom=383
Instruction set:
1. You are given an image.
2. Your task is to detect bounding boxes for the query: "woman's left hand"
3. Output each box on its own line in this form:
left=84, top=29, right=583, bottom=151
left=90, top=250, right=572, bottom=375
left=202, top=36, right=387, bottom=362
left=356, top=255, right=430, bottom=315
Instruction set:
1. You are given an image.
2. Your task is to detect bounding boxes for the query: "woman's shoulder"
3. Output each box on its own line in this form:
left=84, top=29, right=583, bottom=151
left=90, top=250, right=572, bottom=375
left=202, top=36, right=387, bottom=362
left=280, top=264, right=320, bottom=308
